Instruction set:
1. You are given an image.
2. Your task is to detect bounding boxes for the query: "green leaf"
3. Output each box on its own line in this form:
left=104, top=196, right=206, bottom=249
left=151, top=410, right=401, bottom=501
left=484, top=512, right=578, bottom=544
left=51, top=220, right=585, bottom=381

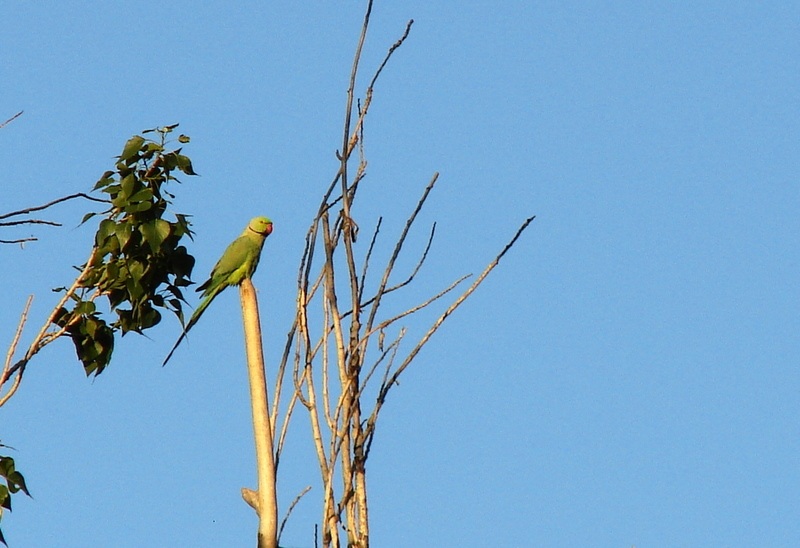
left=93, top=171, right=115, bottom=190
left=119, top=135, right=145, bottom=162
left=73, top=300, right=96, bottom=316
left=140, top=219, right=170, bottom=253
left=176, top=155, right=197, bottom=175
left=5, top=473, right=27, bottom=496
left=154, top=219, right=171, bottom=241
left=128, top=260, right=145, bottom=284
left=80, top=212, right=98, bottom=225
left=95, top=219, right=116, bottom=247
left=129, top=188, right=153, bottom=203
left=0, top=455, right=30, bottom=498
left=115, top=221, right=133, bottom=250
left=97, top=236, right=120, bottom=258
left=124, top=201, right=152, bottom=213
left=173, top=215, right=194, bottom=239
left=69, top=316, right=114, bottom=376
left=120, top=173, right=137, bottom=199
left=126, top=278, right=144, bottom=303
left=172, top=244, right=195, bottom=268
left=139, top=307, right=161, bottom=330
left=101, top=183, right=121, bottom=197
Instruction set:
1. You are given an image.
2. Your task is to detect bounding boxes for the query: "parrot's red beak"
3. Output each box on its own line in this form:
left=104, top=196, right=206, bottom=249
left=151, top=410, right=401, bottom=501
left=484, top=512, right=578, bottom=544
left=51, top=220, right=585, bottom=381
left=265, top=222, right=273, bottom=236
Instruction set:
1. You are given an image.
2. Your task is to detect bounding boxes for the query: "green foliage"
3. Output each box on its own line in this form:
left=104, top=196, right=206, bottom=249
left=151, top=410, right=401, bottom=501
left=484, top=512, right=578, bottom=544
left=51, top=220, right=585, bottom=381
left=55, top=125, right=198, bottom=376
left=0, top=450, right=31, bottom=546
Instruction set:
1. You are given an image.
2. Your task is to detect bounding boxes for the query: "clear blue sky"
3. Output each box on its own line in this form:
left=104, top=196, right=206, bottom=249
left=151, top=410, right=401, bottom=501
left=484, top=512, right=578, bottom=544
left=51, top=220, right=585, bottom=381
left=2, top=2, right=799, bottom=546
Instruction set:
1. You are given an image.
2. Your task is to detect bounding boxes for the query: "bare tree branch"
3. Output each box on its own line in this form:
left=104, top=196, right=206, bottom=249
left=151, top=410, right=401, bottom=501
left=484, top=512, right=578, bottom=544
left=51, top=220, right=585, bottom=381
left=0, top=246, right=100, bottom=407
left=0, top=111, right=23, bottom=130
left=0, top=192, right=108, bottom=222
left=0, top=237, right=37, bottom=245
left=0, top=296, right=33, bottom=407
left=0, top=219, right=62, bottom=228
left=363, top=172, right=439, bottom=336
left=282, top=4, right=533, bottom=546
left=368, top=19, right=414, bottom=90
left=362, top=216, right=536, bottom=458
left=277, top=485, right=312, bottom=545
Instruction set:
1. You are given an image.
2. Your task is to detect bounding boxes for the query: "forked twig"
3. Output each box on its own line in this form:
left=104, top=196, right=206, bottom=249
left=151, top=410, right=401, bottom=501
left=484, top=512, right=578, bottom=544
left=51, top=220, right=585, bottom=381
left=0, top=296, right=34, bottom=407
left=364, top=172, right=439, bottom=335
left=0, top=192, right=108, bottom=222
left=362, top=216, right=535, bottom=458
left=1, top=247, right=100, bottom=396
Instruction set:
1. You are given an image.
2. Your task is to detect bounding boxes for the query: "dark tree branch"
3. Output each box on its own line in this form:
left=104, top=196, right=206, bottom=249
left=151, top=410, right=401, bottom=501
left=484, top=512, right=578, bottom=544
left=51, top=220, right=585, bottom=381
left=0, top=238, right=37, bottom=245
left=0, top=111, right=23, bottom=130
left=0, top=219, right=62, bottom=228
left=0, top=192, right=109, bottom=222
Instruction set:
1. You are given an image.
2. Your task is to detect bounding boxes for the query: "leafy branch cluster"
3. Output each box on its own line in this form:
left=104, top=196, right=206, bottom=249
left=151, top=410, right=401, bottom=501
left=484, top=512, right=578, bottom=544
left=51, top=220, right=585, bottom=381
left=0, top=451, right=29, bottom=547
left=1, top=126, right=199, bottom=542
left=54, top=126, right=198, bottom=375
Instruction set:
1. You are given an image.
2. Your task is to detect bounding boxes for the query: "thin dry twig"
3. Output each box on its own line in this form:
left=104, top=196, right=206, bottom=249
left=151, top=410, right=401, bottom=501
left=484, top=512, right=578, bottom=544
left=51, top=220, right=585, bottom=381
left=363, top=172, right=439, bottom=335
left=351, top=221, right=436, bottom=317
left=358, top=327, right=404, bottom=399
left=0, top=237, right=37, bottom=245
left=360, top=273, right=471, bottom=346
left=362, top=216, right=536, bottom=458
left=0, top=192, right=108, bottom=222
left=277, top=485, right=313, bottom=545
left=368, top=19, right=414, bottom=90
left=0, top=219, right=62, bottom=228
left=2, top=247, right=100, bottom=391
left=0, top=111, right=23, bottom=130
left=357, top=217, right=382, bottom=303
left=0, top=296, right=34, bottom=407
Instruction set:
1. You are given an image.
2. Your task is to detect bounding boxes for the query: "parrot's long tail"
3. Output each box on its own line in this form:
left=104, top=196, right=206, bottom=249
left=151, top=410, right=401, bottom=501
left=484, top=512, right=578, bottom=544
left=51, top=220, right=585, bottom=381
left=163, top=329, right=189, bottom=366
left=162, top=286, right=222, bottom=366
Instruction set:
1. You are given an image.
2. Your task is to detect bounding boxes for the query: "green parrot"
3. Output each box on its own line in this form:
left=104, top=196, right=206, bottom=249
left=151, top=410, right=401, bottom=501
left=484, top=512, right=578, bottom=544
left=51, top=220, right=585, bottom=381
left=163, top=216, right=273, bottom=365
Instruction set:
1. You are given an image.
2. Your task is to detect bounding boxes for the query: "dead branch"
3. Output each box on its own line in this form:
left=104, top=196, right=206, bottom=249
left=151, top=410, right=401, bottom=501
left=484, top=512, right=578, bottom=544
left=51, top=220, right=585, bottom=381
left=0, top=297, right=33, bottom=407
left=0, top=219, right=62, bottom=228
left=0, top=192, right=108, bottom=222
left=0, top=111, right=23, bottom=130
left=363, top=172, right=439, bottom=335
left=0, top=237, right=37, bottom=245
left=368, top=19, right=414, bottom=90
left=362, top=216, right=536, bottom=458
left=277, top=485, right=312, bottom=545
left=0, top=247, right=99, bottom=408
left=360, top=274, right=471, bottom=346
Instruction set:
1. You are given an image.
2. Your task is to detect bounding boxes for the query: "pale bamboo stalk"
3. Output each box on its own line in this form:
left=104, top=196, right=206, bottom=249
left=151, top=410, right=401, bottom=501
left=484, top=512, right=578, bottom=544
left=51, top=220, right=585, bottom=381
left=239, top=279, right=278, bottom=548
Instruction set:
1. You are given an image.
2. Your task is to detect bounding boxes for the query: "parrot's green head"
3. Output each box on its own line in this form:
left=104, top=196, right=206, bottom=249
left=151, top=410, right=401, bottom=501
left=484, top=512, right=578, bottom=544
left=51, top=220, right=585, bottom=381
left=248, top=216, right=273, bottom=237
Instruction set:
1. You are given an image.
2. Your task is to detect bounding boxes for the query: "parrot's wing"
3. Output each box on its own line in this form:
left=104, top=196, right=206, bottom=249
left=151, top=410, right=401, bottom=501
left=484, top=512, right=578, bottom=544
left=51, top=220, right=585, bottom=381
left=198, top=236, right=255, bottom=294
